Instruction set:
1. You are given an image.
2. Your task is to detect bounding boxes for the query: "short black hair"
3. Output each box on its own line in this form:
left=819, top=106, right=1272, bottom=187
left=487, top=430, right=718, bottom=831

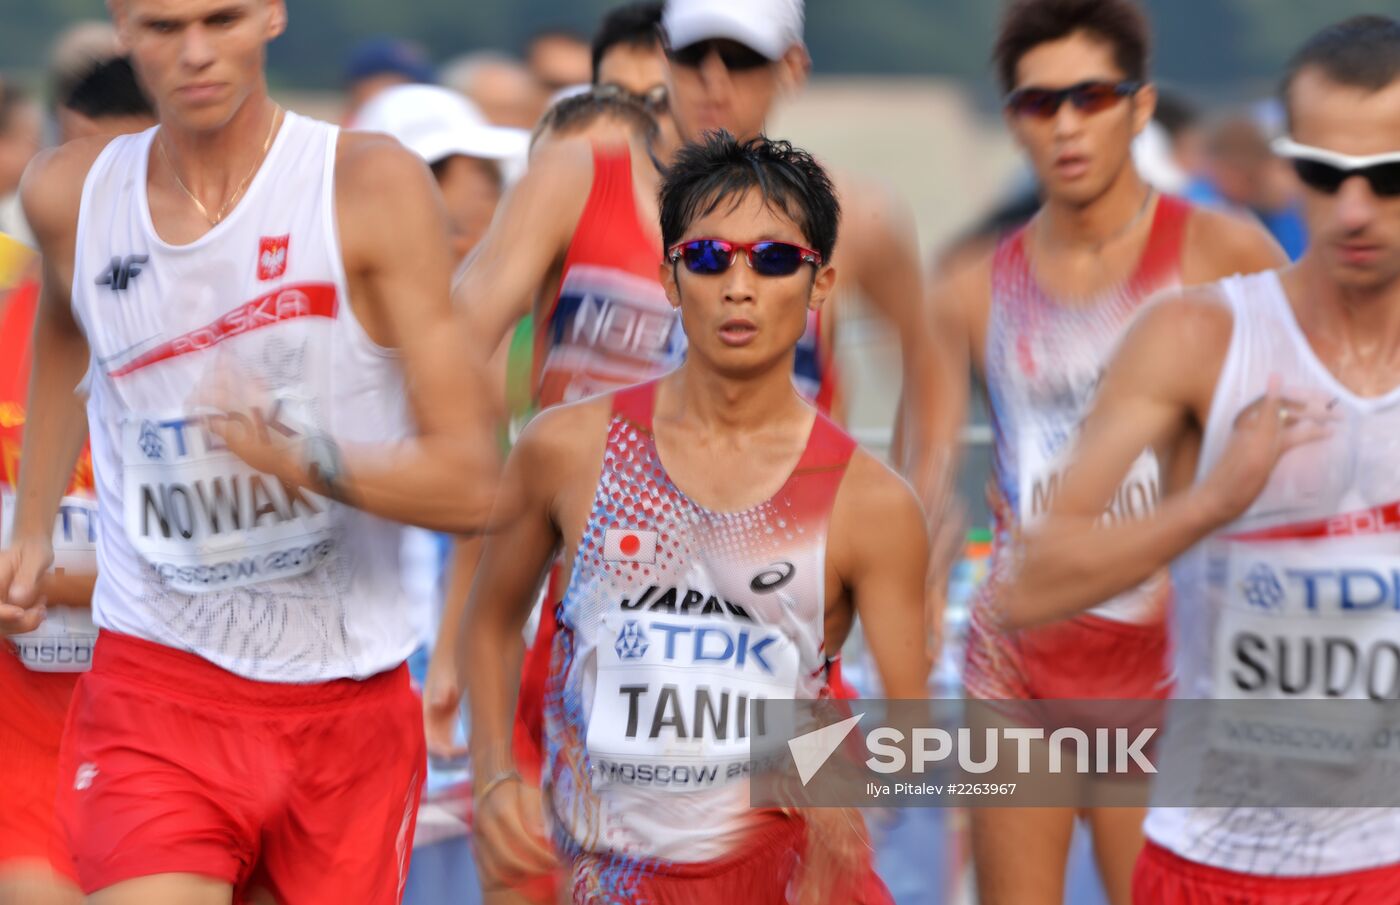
left=61, top=56, right=154, bottom=120
left=1280, top=16, right=1400, bottom=123
left=530, top=88, right=658, bottom=149
left=993, top=0, right=1151, bottom=94
left=660, top=132, right=840, bottom=265
left=592, top=2, right=664, bottom=84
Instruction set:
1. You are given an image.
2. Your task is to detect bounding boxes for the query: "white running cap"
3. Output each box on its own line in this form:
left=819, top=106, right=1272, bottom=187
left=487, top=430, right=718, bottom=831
left=662, top=0, right=805, bottom=61
left=352, top=84, right=529, bottom=165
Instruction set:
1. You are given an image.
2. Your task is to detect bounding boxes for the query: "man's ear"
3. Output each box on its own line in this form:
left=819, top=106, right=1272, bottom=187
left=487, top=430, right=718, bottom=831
left=776, top=45, right=810, bottom=98
left=1130, top=81, right=1158, bottom=138
left=660, top=260, right=681, bottom=310
left=1003, top=107, right=1034, bottom=157
left=266, top=0, right=289, bottom=41
left=808, top=263, right=836, bottom=313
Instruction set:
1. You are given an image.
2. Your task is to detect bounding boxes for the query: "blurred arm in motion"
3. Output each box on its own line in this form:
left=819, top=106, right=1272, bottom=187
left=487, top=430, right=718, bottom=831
left=1, top=140, right=103, bottom=633
left=459, top=402, right=610, bottom=889
left=425, top=139, right=595, bottom=754
left=208, top=136, right=504, bottom=533
left=998, top=289, right=1329, bottom=629
left=907, top=256, right=992, bottom=657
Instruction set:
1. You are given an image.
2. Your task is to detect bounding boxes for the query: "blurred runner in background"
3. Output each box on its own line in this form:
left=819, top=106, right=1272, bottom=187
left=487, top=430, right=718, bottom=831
left=923, top=0, right=1285, bottom=902
left=527, top=28, right=593, bottom=98
left=443, top=52, right=548, bottom=131
left=342, top=35, right=435, bottom=123
left=1001, top=14, right=1400, bottom=904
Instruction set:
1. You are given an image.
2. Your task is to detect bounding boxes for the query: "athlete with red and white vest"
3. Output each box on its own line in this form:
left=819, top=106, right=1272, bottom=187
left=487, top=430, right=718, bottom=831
left=1002, top=13, right=1400, bottom=904
left=0, top=1, right=499, bottom=903
left=923, top=1, right=1285, bottom=902
left=432, top=0, right=933, bottom=797
left=462, top=134, right=930, bottom=904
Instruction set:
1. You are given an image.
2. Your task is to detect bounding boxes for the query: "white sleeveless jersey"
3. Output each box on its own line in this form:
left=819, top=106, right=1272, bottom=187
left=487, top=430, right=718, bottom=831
left=985, top=196, right=1189, bottom=623
left=1145, top=271, right=1400, bottom=874
left=70, top=113, right=416, bottom=682
left=544, top=382, right=854, bottom=878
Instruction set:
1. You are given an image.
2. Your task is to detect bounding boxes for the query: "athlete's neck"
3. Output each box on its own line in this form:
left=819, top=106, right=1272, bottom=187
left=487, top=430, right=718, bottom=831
left=1037, top=164, right=1152, bottom=251
left=665, top=353, right=808, bottom=434
left=1289, top=256, right=1400, bottom=370
left=155, top=92, right=281, bottom=210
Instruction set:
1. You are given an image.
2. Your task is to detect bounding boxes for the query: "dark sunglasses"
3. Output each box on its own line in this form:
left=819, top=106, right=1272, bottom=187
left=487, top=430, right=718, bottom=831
left=1272, top=137, right=1400, bottom=198
left=667, top=239, right=822, bottom=277
left=1004, top=80, right=1142, bottom=119
left=667, top=39, right=772, bottom=72
left=595, top=82, right=669, bottom=115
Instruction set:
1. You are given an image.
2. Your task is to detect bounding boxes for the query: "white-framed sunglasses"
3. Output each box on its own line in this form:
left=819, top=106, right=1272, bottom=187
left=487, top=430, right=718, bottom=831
left=1271, top=137, right=1400, bottom=197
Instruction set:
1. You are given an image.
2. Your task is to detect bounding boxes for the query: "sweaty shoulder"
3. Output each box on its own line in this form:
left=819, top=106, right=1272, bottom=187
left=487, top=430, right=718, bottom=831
left=522, top=136, right=597, bottom=188
left=1180, top=202, right=1288, bottom=285
left=830, top=447, right=927, bottom=561
left=931, top=246, right=993, bottom=313
left=1121, top=282, right=1237, bottom=410
left=511, top=393, right=615, bottom=482
left=20, top=134, right=125, bottom=253
left=928, top=244, right=994, bottom=346
left=335, top=130, right=440, bottom=220
left=502, top=137, right=595, bottom=227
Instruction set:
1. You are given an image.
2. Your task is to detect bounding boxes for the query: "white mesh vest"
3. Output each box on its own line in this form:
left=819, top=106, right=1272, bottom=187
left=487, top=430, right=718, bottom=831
left=70, top=112, right=416, bottom=682
left=1146, top=271, right=1400, bottom=874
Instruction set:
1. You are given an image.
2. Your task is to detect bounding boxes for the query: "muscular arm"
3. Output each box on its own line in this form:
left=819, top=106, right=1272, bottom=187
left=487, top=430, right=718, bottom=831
left=844, top=186, right=936, bottom=478
left=999, top=292, right=1237, bottom=628
left=315, top=136, right=502, bottom=531
left=0, top=143, right=100, bottom=624
left=832, top=454, right=933, bottom=697
left=459, top=403, right=601, bottom=779
left=906, top=260, right=986, bottom=653
left=210, top=136, right=503, bottom=532
left=918, top=260, right=985, bottom=511
left=451, top=139, right=592, bottom=360
left=460, top=403, right=611, bottom=886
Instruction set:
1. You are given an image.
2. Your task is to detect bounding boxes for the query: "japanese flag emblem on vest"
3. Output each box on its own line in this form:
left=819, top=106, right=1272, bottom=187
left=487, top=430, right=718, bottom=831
left=604, top=529, right=657, bottom=564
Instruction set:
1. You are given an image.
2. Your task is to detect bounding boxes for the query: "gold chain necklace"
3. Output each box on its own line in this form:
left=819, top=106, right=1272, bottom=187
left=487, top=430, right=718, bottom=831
left=157, top=106, right=283, bottom=227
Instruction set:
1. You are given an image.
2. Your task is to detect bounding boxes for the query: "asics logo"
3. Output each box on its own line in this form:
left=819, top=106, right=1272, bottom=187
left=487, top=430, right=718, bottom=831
left=751, top=562, right=796, bottom=594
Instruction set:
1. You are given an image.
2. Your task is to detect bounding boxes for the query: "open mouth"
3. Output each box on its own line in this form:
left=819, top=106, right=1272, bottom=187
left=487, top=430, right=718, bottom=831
left=1054, top=152, right=1090, bottom=180
left=719, top=320, right=758, bottom=346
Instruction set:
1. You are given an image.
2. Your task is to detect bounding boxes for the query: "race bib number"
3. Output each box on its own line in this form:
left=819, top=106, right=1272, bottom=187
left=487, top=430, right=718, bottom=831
left=1, top=490, right=99, bottom=672
left=586, top=613, right=799, bottom=793
left=120, top=404, right=335, bottom=594
left=1215, top=548, right=1400, bottom=701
